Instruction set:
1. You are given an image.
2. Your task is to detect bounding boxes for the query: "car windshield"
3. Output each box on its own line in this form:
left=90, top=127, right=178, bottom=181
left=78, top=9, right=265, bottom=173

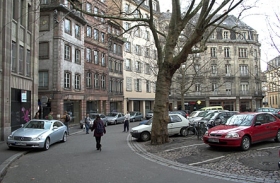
left=189, top=111, right=199, bottom=117
left=146, top=118, right=153, bottom=125
left=225, top=114, right=254, bottom=126
left=107, top=113, right=118, bottom=117
left=24, top=121, right=49, bottom=129
left=197, top=111, right=208, bottom=117
left=202, top=112, right=217, bottom=120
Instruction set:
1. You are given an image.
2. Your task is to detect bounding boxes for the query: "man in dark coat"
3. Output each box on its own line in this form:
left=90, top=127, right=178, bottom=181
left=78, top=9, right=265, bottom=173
left=91, top=115, right=106, bottom=151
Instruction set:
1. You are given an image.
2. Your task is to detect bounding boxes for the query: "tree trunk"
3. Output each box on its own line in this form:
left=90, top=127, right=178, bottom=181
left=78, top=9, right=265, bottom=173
left=150, top=65, right=173, bottom=145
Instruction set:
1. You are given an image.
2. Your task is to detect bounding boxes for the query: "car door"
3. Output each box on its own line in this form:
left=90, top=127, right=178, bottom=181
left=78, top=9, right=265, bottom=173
left=251, top=114, right=269, bottom=142
left=264, top=114, right=278, bottom=139
left=50, top=121, right=62, bottom=143
left=169, top=115, right=184, bottom=135
left=167, top=116, right=174, bottom=135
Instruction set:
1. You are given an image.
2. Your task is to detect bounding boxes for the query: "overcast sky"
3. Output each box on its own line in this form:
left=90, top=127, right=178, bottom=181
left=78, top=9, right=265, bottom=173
left=158, top=0, right=280, bottom=71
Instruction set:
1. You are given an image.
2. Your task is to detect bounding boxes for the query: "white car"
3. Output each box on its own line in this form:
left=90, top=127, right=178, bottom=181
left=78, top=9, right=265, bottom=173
left=130, top=113, right=190, bottom=141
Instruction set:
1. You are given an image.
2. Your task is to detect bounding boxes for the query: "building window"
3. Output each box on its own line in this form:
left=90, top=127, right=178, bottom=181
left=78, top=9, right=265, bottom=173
left=64, top=44, right=71, bottom=60
left=12, top=42, right=17, bottom=72
left=113, top=43, right=117, bottom=53
left=144, top=30, right=150, bottom=40
left=94, top=50, right=99, bottom=64
left=75, top=49, right=81, bottom=64
left=153, top=49, right=157, bottom=60
left=75, top=24, right=80, bottom=39
left=86, top=2, right=92, bottom=12
left=239, top=32, right=247, bottom=40
left=19, top=46, right=24, bottom=74
left=124, top=22, right=131, bottom=30
left=94, top=7, right=98, bottom=19
left=146, top=80, right=151, bottom=92
left=75, top=74, right=81, bottom=90
left=135, top=79, right=142, bottom=92
left=26, top=50, right=31, bottom=77
left=135, top=45, right=141, bottom=55
left=64, top=72, right=71, bottom=89
left=117, top=45, right=122, bottom=56
left=145, top=63, right=150, bottom=74
left=223, top=31, right=229, bottom=39
left=64, top=18, right=71, bottom=34
left=39, top=71, right=48, bottom=88
left=126, top=77, right=132, bottom=91
left=240, top=82, right=249, bottom=94
left=86, top=48, right=92, bottom=62
left=86, top=72, right=92, bottom=88
left=101, top=32, right=105, bottom=43
left=101, top=75, right=106, bottom=89
left=101, top=53, right=106, bottom=66
left=238, top=48, right=248, bottom=58
left=225, top=64, right=231, bottom=75
left=100, top=11, right=105, bottom=23
left=39, top=42, right=49, bottom=59
left=87, top=26, right=92, bottom=37
left=225, top=82, right=231, bottom=95
left=212, top=83, right=217, bottom=92
left=124, top=3, right=130, bottom=13
left=94, top=73, right=99, bottom=88
left=194, top=64, right=199, bottom=73
left=240, top=65, right=249, bottom=76
left=40, top=15, right=50, bottom=31
left=135, top=61, right=141, bottom=73
left=125, top=59, right=131, bottom=71
left=135, top=28, right=141, bottom=37
left=211, top=65, right=217, bottom=75
left=152, top=2, right=157, bottom=11
left=224, top=47, right=230, bottom=58
left=125, top=42, right=131, bottom=52
left=94, top=29, right=99, bottom=41
left=210, top=47, right=216, bottom=57
left=145, top=47, right=150, bottom=57
left=195, top=84, right=201, bottom=92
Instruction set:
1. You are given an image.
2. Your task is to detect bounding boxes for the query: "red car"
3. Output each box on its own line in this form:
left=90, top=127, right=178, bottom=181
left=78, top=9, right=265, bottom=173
left=203, top=112, right=280, bottom=151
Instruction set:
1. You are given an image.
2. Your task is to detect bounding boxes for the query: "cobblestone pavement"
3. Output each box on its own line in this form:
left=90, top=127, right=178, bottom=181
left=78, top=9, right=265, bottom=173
left=129, top=135, right=280, bottom=183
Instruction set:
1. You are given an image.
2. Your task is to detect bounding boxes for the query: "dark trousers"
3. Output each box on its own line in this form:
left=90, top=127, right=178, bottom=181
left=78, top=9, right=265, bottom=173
left=95, top=136, right=101, bottom=149
left=124, top=120, right=129, bottom=132
left=64, top=122, right=69, bottom=135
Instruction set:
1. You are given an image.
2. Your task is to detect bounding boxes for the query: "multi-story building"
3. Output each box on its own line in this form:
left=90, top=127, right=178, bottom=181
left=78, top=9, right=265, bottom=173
left=121, top=0, right=160, bottom=115
left=83, top=0, right=110, bottom=114
left=39, top=0, right=87, bottom=122
left=0, top=0, right=40, bottom=140
left=264, top=56, right=280, bottom=108
left=167, top=15, right=265, bottom=112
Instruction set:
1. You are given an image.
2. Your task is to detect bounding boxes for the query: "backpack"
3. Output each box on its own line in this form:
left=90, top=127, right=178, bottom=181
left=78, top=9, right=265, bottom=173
left=95, top=120, right=104, bottom=134
left=66, top=114, right=70, bottom=122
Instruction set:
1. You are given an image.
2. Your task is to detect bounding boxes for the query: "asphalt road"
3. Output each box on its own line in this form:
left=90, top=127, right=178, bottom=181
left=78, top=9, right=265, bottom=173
left=1, top=122, right=237, bottom=183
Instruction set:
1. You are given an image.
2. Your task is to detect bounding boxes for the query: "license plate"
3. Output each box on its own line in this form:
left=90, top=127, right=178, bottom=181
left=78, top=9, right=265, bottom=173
left=15, top=142, right=26, bottom=146
left=208, top=138, right=219, bottom=143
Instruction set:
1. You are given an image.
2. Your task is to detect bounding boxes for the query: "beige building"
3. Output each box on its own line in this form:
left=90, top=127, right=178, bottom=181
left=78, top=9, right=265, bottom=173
left=168, top=15, right=265, bottom=112
left=264, top=56, right=280, bottom=108
left=0, top=0, right=40, bottom=140
left=122, top=0, right=160, bottom=115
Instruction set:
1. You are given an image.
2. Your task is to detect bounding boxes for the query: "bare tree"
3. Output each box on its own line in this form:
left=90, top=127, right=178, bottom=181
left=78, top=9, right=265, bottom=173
left=69, top=0, right=247, bottom=144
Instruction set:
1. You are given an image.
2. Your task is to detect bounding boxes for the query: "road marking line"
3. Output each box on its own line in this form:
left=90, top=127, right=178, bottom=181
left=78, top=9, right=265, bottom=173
left=164, top=143, right=205, bottom=152
left=257, top=146, right=280, bottom=151
left=189, top=156, right=225, bottom=166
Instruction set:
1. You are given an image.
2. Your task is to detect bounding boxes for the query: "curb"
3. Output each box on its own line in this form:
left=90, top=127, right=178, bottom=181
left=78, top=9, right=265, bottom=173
left=0, top=151, right=28, bottom=182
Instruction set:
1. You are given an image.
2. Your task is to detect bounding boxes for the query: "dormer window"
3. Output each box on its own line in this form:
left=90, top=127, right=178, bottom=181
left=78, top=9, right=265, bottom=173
left=223, top=31, right=229, bottom=39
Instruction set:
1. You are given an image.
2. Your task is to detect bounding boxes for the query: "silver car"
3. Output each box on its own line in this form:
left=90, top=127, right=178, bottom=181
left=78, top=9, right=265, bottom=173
left=6, top=119, right=67, bottom=150
left=106, top=112, right=125, bottom=125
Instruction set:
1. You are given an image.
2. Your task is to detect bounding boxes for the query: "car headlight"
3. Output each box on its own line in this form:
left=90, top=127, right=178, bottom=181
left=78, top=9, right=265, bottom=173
left=204, top=131, right=209, bottom=136
left=31, top=135, right=43, bottom=141
left=8, top=135, right=14, bottom=140
left=131, top=130, right=138, bottom=133
left=225, top=132, right=239, bottom=138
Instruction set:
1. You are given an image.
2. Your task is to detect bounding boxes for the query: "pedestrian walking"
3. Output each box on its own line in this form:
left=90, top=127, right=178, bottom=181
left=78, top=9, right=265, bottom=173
left=123, top=111, right=130, bottom=132
left=84, top=113, right=91, bottom=134
left=91, top=115, right=106, bottom=151
left=62, top=111, right=70, bottom=135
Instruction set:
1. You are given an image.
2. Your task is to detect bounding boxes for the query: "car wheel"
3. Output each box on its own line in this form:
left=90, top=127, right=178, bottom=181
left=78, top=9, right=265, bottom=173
left=44, top=138, right=50, bottom=151
left=240, top=135, right=250, bottom=151
left=105, top=121, right=108, bottom=127
left=180, top=127, right=188, bottom=137
left=62, top=132, right=67, bottom=142
left=80, top=124, right=83, bottom=129
left=114, top=120, right=117, bottom=125
left=275, top=130, right=280, bottom=142
left=132, top=118, right=135, bottom=122
left=140, top=132, right=151, bottom=141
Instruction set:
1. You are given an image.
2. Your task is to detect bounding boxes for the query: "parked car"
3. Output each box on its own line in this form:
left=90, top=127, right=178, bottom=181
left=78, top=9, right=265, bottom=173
left=7, top=119, right=67, bottom=150
left=106, top=112, right=125, bottom=125
left=169, top=110, right=187, bottom=118
left=145, top=110, right=153, bottom=119
left=203, top=112, right=280, bottom=151
left=90, top=113, right=108, bottom=127
left=199, top=111, right=239, bottom=128
left=131, top=113, right=190, bottom=141
left=130, top=111, right=143, bottom=122
left=200, top=106, right=224, bottom=111
left=188, top=110, right=205, bottom=119
left=257, top=107, right=280, bottom=118
left=139, top=119, right=149, bottom=125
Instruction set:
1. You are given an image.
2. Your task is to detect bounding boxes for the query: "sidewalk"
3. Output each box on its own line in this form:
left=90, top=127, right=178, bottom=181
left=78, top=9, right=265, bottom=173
left=0, top=141, right=27, bottom=181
